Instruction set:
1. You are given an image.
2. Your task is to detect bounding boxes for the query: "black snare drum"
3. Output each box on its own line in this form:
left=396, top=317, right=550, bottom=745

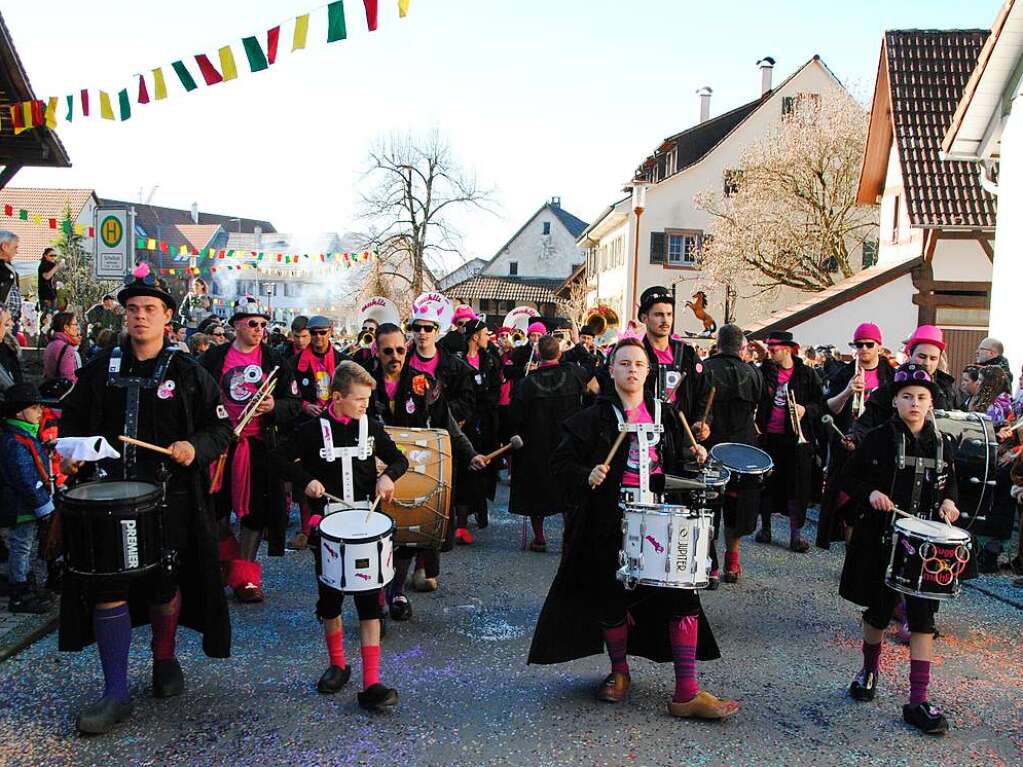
left=709, top=443, right=773, bottom=487
left=59, top=480, right=165, bottom=577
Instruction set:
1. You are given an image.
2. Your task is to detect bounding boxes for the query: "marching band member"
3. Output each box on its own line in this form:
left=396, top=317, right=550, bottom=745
left=370, top=322, right=486, bottom=619
left=839, top=363, right=959, bottom=735
left=701, top=324, right=764, bottom=583
left=495, top=326, right=516, bottom=442
left=200, top=296, right=301, bottom=603
left=438, top=303, right=477, bottom=356
left=292, top=315, right=343, bottom=423
left=58, top=264, right=233, bottom=734
left=529, top=338, right=736, bottom=720
left=754, top=331, right=823, bottom=552
left=505, top=321, right=547, bottom=383
left=507, top=335, right=588, bottom=551
left=818, top=323, right=894, bottom=548
left=271, top=361, right=409, bottom=711
left=561, top=321, right=602, bottom=385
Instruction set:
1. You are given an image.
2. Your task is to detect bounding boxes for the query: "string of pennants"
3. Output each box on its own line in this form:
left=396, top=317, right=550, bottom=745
left=152, top=248, right=377, bottom=278
left=2, top=204, right=94, bottom=237
left=7, top=0, right=411, bottom=133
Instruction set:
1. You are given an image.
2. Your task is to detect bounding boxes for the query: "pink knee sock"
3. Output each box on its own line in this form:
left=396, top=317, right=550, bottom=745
left=669, top=615, right=699, bottom=703
left=361, top=644, right=381, bottom=690
left=603, top=622, right=629, bottom=675
left=724, top=551, right=740, bottom=573
left=150, top=591, right=181, bottom=662
left=531, top=516, right=546, bottom=543
left=325, top=627, right=346, bottom=668
left=909, top=659, right=931, bottom=705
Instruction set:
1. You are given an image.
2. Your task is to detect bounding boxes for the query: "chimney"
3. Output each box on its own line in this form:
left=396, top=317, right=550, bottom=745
left=190, top=202, right=199, bottom=224
left=696, top=87, right=713, bottom=123
left=550, top=196, right=561, bottom=209
left=757, top=57, right=775, bottom=96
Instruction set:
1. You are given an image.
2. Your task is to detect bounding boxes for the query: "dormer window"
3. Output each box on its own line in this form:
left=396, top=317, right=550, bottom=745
left=542, top=221, right=551, bottom=235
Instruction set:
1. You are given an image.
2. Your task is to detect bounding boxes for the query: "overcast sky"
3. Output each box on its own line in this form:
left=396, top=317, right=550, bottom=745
left=6, top=0, right=1000, bottom=275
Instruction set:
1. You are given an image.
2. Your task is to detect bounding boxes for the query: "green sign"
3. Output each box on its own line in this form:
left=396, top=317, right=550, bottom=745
left=100, top=215, right=123, bottom=248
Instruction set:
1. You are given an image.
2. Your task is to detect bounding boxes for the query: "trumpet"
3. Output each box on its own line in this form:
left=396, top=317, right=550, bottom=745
left=511, top=330, right=526, bottom=346
left=787, top=389, right=809, bottom=445
left=852, top=358, right=865, bottom=417
left=358, top=330, right=375, bottom=348
left=211, top=366, right=280, bottom=489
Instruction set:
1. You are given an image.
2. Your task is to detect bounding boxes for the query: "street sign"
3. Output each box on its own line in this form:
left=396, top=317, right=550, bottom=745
left=93, top=205, right=134, bottom=280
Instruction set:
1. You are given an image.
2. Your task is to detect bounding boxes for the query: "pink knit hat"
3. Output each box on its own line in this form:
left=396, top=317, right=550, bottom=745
left=852, top=322, right=882, bottom=344
left=452, top=304, right=477, bottom=322
left=905, top=324, right=945, bottom=353
left=527, top=321, right=546, bottom=335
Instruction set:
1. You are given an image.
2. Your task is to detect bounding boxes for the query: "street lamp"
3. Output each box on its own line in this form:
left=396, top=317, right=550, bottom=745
left=628, top=182, right=648, bottom=316
left=265, top=284, right=274, bottom=320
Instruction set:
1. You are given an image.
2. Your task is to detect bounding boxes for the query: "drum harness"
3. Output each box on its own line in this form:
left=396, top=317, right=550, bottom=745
left=613, top=400, right=663, bottom=506
left=892, top=417, right=946, bottom=522
left=319, top=415, right=374, bottom=506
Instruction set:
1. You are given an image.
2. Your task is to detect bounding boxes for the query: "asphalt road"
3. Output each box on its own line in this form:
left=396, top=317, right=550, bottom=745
left=1, top=484, right=1021, bottom=767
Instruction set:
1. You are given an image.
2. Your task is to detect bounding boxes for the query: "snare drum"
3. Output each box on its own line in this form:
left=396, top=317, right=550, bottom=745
left=380, top=427, right=452, bottom=549
left=59, top=480, right=165, bottom=577
left=617, top=503, right=713, bottom=590
left=709, top=443, right=773, bottom=484
left=886, top=516, right=972, bottom=600
left=318, top=510, right=395, bottom=593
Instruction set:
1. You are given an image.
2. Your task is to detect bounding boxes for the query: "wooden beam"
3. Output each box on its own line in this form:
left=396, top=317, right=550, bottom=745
left=912, top=294, right=990, bottom=309
left=934, top=230, right=995, bottom=241
left=979, top=238, right=995, bottom=263
left=914, top=279, right=991, bottom=293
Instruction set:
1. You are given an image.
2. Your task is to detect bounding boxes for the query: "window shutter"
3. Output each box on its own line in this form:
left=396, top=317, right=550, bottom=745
left=649, top=232, right=665, bottom=264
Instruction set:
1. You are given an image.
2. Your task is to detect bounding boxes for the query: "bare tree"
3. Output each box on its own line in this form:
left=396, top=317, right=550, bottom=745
left=359, top=130, right=496, bottom=297
left=695, top=90, right=878, bottom=294
left=559, top=276, right=590, bottom=328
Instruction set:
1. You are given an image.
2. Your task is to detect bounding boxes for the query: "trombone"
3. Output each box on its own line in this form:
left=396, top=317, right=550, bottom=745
left=787, top=389, right=809, bottom=445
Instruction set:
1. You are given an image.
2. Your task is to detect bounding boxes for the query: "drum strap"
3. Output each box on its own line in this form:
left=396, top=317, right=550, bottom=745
left=107, top=347, right=178, bottom=476
left=613, top=400, right=663, bottom=505
left=319, top=415, right=374, bottom=503
left=895, top=433, right=939, bottom=516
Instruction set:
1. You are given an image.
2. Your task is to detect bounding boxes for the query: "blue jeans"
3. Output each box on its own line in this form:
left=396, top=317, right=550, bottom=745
left=6, top=522, right=36, bottom=584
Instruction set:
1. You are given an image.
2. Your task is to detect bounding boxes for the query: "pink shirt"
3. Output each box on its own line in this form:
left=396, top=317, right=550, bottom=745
left=766, top=367, right=795, bottom=435
left=220, top=345, right=266, bottom=438
left=652, top=345, right=680, bottom=403
left=863, top=367, right=879, bottom=397
left=410, top=351, right=440, bottom=377
left=499, top=353, right=513, bottom=406
left=383, top=379, right=400, bottom=401
left=466, top=353, right=480, bottom=370
left=621, top=402, right=663, bottom=487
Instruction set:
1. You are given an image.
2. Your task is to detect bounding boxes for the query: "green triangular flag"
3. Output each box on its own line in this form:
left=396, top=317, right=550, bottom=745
left=171, top=60, right=198, bottom=92
left=242, top=37, right=268, bottom=72
left=65, top=94, right=73, bottom=122
left=118, top=89, right=131, bottom=120
left=327, top=1, right=347, bottom=42
left=18, top=209, right=28, bottom=221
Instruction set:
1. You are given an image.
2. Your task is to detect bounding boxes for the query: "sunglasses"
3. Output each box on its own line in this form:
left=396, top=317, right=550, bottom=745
left=852, top=341, right=876, bottom=349
left=311, top=329, right=330, bottom=336
left=246, top=320, right=267, bottom=329
left=411, top=324, right=436, bottom=334
left=380, top=346, right=406, bottom=356
left=212, top=331, right=225, bottom=337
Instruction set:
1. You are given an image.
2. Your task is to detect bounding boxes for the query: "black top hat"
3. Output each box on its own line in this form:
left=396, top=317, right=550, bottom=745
left=118, top=262, right=177, bottom=312
left=890, top=362, right=939, bottom=397
left=638, top=285, right=674, bottom=315
left=764, top=331, right=799, bottom=348
left=0, top=382, right=46, bottom=416
left=579, top=323, right=598, bottom=337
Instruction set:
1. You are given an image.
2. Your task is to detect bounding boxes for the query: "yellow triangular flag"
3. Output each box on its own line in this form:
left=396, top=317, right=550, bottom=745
left=147, top=238, right=156, bottom=250
left=218, top=46, right=238, bottom=81
left=74, top=224, right=84, bottom=236
left=152, top=68, right=168, bottom=100
left=399, top=0, right=410, bottom=18
left=99, top=91, right=114, bottom=120
left=32, top=214, right=41, bottom=225
left=45, top=97, right=58, bottom=129
left=293, top=14, right=310, bottom=50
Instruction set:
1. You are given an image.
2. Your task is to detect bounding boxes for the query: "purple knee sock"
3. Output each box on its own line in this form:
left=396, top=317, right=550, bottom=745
left=94, top=604, right=132, bottom=703
left=862, top=641, right=881, bottom=674
left=669, top=615, right=699, bottom=703
left=909, top=659, right=931, bottom=705
left=603, top=623, right=629, bottom=675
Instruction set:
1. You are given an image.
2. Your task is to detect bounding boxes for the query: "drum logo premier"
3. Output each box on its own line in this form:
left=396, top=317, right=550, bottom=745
left=120, top=519, right=140, bottom=569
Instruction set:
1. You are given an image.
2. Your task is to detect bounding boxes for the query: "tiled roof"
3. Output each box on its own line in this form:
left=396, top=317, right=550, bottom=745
left=886, top=30, right=996, bottom=229
left=166, top=224, right=222, bottom=251
left=0, top=187, right=95, bottom=263
left=445, top=275, right=564, bottom=304
left=550, top=206, right=588, bottom=238
left=100, top=198, right=276, bottom=238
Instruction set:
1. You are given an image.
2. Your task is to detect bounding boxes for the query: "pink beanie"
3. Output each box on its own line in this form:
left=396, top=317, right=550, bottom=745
left=452, top=304, right=476, bottom=322
left=905, top=324, right=945, bottom=353
left=527, top=322, right=546, bottom=335
left=852, top=322, right=882, bottom=344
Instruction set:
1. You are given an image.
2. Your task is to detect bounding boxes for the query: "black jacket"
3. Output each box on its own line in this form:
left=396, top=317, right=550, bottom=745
left=701, top=352, right=763, bottom=448
left=849, top=368, right=958, bottom=445
left=0, top=337, right=23, bottom=390
left=0, top=260, right=16, bottom=307
left=562, top=343, right=600, bottom=383
left=58, top=341, right=233, bottom=657
left=409, top=346, right=475, bottom=424
left=824, top=357, right=896, bottom=433
left=756, top=357, right=824, bottom=443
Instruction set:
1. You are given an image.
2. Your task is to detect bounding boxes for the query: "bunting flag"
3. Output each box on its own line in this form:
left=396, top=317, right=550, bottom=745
left=7, top=1, right=414, bottom=133
left=0, top=204, right=93, bottom=237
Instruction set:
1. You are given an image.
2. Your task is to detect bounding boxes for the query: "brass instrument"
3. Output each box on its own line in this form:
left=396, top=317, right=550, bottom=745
left=211, top=366, right=280, bottom=488
left=787, top=389, right=808, bottom=445
left=358, top=330, right=375, bottom=348
left=852, top=357, right=865, bottom=417
left=511, top=329, right=526, bottom=346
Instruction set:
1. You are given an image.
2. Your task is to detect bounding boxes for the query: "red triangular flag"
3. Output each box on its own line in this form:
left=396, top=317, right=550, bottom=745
left=195, top=54, right=224, bottom=86
left=363, top=0, right=379, bottom=31
left=137, top=74, right=150, bottom=104
left=30, top=100, right=45, bottom=126
left=88, top=226, right=95, bottom=237
left=80, top=89, right=90, bottom=117
left=48, top=218, right=57, bottom=229
left=3, top=205, right=12, bottom=216
left=267, top=26, right=280, bottom=65
left=160, top=241, right=168, bottom=253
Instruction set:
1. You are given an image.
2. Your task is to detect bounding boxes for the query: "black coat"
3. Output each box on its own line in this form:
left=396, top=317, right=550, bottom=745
left=199, top=342, right=302, bottom=555
left=562, top=343, right=600, bottom=383
left=528, top=393, right=720, bottom=665
left=824, top=358, right=897, bottom=434
left=57, top=342, right=233, bottom=656
left=849, top=369, right=958, bottom=445
left=755, top=357, right=823, bottom=442
left=410, top=346, right=475, bottom=424
left=456, top=346, right=502, bottom=503
left=838, top=418, right=958, bottom=606
left=507, top=362, right=587, bottom=516
left=598, top=337, right=710, bottom=423
left=701, top=352, right=763, bottom=448
left=0, top=337, right=23, bottom=389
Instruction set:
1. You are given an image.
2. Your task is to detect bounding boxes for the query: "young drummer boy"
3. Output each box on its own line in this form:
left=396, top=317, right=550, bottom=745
left=273, top=361, right=409, bottom=711
left=839, top=362, right=960, bottom=735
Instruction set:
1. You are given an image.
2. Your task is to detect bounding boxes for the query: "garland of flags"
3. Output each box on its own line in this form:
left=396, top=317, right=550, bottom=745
left=8, top=0, right=412, bottom=134
left=153, top=248, right=377, bottom=278
left=2, top=204, right=94, bottom=237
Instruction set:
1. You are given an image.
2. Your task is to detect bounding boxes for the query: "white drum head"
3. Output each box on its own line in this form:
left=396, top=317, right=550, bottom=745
left=895, top=516, right=970, bottom=543
left=320, top=510, right=393, bottom=540
left=324, top=501, right=370, bottom=517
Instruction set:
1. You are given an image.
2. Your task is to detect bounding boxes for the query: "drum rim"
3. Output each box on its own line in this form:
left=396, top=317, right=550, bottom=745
left=893, top=518, right=972, bottom=544
left=617, top=573, right=710, bottom=589
left=318, top=511, right=396, bottom=543
left=884, top=578, right=961, bottom=601
left=709, top=442, right=773, bottom=475
left=621, top=503, right=714, bottom=518
left=61, top=478, right=163, bottom=503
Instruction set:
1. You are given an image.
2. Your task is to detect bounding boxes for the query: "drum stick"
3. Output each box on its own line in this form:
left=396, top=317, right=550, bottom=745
left=364, top=495, right=381, bottom=525
left=591, top=430, right=629, bottom=489
left=677, top=409, right=699, bottom=451
left=118, top=435, right=173, bottom=457
left=482, top=435, right=524, bottom=463
left=700, top=386, right=716, bottom=426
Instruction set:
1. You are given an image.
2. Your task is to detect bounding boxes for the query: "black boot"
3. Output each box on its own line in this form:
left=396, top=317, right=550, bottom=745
left=848, top=669, right=878, bottom=701
left=358, top=683, right=399, bottom=711
left=152, top=659, right=185, bottom=698
left=317, top=664, right=351, bottom=694
left=389, top=595, right=413, bottom=621
left=76, top=696, right=133, bottom=735
left=903, top=701, right=949, bottom=735
left=8, top=583, right=50, bottom=614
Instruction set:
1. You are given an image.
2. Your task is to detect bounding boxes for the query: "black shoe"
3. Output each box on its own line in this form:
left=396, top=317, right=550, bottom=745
left=317, top=664, right=351, bottom=694
left=754, top=528, right=772, bottom=544
left=8, top=586, right=51, bottom=614
left=152, top=658, right=185, bottom=698
left=475, top=506, right=489, bottom=529
left=903, top=701, right=948, bottom=735
left=789, top=538, right=810, bottom=554
left=357, top=683, right=399, bottom=711
left=706, top=574, right=720, bottom=591
left=390, top=596, right=412, bottom=622
left=848, top=669, right=878, bottom=701
left=76, top=695, right=133, bottom=735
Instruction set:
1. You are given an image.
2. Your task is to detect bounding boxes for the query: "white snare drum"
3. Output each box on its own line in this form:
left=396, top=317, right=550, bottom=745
left=886, top=516, right=972, bottom=601
left=318, top=509, right=395, bottom=594
left=617, top=503, right=713, bottom=590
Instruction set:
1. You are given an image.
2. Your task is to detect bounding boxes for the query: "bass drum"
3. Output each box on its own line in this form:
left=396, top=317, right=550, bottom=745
left=933, top=415, right=999, bottom=538
left=379, top=427, right=453, bottom=549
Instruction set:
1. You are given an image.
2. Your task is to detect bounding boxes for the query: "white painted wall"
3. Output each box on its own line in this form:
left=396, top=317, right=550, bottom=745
left=930, top=239, right=993, bottom=282
left=484, top=204, right=585, bottom=279
left=876, top=143, right=926, bottom=266
left=787, top=273, right=918, bottom=350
